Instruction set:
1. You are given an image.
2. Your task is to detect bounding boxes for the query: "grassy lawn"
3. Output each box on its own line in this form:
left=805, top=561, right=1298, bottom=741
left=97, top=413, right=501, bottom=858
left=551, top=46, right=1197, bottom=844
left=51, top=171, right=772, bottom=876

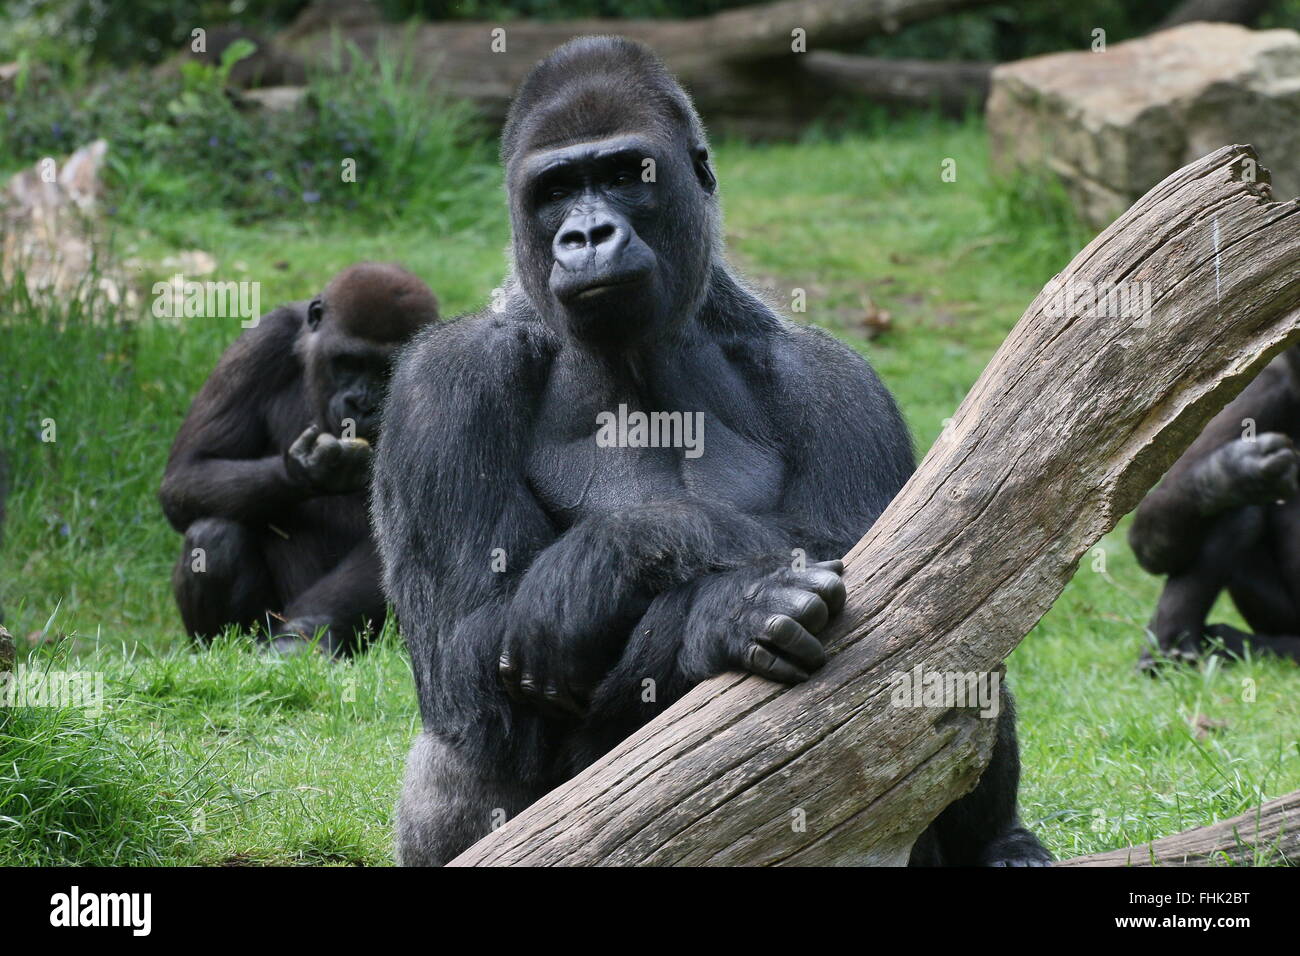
left=2, top=111, right=1297, bottom=865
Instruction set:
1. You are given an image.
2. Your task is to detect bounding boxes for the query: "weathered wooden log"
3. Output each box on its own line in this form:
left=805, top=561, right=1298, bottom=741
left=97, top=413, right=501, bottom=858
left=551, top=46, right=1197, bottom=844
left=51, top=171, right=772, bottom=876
left=801, top=51, right=991, bottom=115
left=450, top=145, right=1300, bottom=866
left=1061, top=789, right=1300, bottom=866
left=278, top=0, right=1015, bottom=131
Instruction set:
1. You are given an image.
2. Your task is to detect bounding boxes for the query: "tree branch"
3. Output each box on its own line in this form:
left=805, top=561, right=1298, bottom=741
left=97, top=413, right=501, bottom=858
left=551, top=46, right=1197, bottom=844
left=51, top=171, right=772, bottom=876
left=1061, top=790, right=1300, bottom=866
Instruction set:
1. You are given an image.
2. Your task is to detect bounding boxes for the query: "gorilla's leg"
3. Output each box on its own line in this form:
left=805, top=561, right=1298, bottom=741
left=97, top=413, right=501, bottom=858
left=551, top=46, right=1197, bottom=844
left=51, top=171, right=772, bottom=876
left=395, top=732, right=544, bottom=866
left=173, top=517, right=276, bottom=640
left=274, top=540, right=386, bottom=656
left=1143, top=506, right=1266, bottom=668
left=908, top=688, right=1051, bottom=867
left=1202, top=623, right=1300, bottom=662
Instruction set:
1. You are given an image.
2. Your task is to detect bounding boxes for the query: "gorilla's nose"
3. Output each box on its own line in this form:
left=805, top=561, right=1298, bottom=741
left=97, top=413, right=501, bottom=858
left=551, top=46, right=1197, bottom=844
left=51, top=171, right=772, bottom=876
left=553, top=212, right=629, bottom=272
left=343, top=394, right=376, bottom=417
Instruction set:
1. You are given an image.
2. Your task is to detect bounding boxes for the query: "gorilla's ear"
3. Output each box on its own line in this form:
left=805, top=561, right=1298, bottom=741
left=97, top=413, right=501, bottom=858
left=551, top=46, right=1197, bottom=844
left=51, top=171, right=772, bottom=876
left=692, top=146, right=716, bottom=195
left=307, top=298, right=324, bottom=330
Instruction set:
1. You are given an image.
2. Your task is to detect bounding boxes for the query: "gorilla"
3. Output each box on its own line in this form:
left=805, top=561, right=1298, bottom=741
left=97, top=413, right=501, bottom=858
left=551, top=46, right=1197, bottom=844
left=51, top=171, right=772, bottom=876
left=161, top=262, right=439, bottom=656
left=373, top=37, right=1050, bottom=867
left=1130, top=346, right=1300, bottom=666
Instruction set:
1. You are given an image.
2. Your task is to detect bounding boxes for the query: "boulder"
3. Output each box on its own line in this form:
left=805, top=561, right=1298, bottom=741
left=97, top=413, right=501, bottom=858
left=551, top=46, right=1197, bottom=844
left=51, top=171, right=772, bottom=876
left=1, top=139, right=137, bottom=311
left=988, top=23, right=1300, bottom=228
left=0, top=625, right=13, bottom=673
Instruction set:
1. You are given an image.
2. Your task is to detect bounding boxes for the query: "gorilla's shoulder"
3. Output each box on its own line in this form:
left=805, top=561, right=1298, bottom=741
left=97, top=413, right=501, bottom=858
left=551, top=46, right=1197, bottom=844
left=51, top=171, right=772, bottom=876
left=776, top=320, right=884, bottom=391
left=392, top=310, right=554, bottom=400
left=211, top=302, right=306, bottom=384
left=244, top=301, right=307, bottom=344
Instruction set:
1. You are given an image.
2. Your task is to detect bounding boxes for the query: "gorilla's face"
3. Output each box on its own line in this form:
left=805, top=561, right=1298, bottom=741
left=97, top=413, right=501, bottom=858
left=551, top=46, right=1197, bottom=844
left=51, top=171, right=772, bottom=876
left=304, top=302, right=399, bottom=442
left=511, top=129, right=717, bottom=347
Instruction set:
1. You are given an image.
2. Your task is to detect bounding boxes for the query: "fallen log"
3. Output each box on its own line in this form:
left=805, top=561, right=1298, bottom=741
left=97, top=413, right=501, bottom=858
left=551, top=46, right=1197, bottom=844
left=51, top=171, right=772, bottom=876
left=278, top=0, right=1016, bottom=131
left=1061, top=790, right=1300, bottom=866
left=800, top=51, right=991, bottom=115
left=451, top=145, right=1300, bottom=866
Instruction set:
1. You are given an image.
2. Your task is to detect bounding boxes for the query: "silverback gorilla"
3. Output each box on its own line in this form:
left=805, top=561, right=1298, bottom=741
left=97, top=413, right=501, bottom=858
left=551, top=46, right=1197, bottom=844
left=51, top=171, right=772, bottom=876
left=1130, top=346, right=1300, bottom=667
left=161, top=262, right=439, bottom=656
left=373, top=37, right=1050, bottom=866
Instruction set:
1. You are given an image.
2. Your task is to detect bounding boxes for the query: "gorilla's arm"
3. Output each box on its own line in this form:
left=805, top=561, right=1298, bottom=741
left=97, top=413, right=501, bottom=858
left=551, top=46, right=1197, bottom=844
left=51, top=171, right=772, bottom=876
left=373, top=316, right=565, bottom=771
left=497, top=498, right=802, bottom=715
left=1129, top=359, right=1300, bottom=575
left=570, top=327, right=914, bottom=762
left=159, top=306, right=317, bottom=530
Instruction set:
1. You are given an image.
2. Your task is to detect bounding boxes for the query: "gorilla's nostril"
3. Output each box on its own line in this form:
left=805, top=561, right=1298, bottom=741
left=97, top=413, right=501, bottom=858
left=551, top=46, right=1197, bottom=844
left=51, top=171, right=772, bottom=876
left=589, top=223, right=616, bottom=245
left=559, top=230, right=587, bottom=250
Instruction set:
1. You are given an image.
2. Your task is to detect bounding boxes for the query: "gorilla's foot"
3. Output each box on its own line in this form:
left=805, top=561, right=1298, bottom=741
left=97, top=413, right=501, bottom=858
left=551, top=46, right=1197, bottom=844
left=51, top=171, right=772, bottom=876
left=267, top=616, right=340, bottom=658
left=980, top=827, right=1053, bottom=867
left=1137, top=626, right=1203, bottom=676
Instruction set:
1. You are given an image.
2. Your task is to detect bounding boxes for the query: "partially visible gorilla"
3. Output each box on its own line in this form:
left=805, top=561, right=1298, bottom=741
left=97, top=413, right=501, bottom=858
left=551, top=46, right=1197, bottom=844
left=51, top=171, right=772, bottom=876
left=161, top=263, right=438, bottom=656
left=1130, top=346, right=1300, bottom=667
left=374, top=37, right=1050, bottom=867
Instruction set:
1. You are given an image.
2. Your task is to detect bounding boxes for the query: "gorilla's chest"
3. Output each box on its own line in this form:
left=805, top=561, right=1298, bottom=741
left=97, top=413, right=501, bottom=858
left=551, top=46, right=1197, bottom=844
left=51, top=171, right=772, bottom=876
left=526, top=409, right=785, bottom=526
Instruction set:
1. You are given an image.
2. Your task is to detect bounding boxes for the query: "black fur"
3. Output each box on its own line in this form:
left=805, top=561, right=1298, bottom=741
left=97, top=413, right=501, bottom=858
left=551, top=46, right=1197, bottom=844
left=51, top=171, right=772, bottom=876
left=373, top=37, right=1048, bottom=866
left=1130, top=346, right=1300, bottom=666
left=160, top=262, right=438, bottom=656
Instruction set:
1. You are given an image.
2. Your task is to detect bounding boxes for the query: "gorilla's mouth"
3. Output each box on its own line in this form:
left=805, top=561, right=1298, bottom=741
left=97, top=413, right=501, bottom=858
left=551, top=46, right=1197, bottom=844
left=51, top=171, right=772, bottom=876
left=554, top=268, right=651, bottom=304
left=576, top=275, right=644, bottom=298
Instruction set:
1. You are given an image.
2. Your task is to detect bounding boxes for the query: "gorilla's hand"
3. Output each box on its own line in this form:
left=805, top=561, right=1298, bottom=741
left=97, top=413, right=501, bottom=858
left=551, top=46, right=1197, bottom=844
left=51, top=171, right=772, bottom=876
left=497, top=613, right=621, bottom=720
left=1191, top=433, right=1299, bottom=514
left=719, top=560, right=846, bottom=684
left=285, top=425, right=373, bottom=495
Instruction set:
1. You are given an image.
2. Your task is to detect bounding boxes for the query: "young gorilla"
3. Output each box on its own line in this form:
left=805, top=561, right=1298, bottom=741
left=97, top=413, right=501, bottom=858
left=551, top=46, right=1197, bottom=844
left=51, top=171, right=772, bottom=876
left=373, top=37, right=1050, bottom=867
left=1130, top=346, right=1300, bottom=667
left=161, top=262, right=439, bottom=656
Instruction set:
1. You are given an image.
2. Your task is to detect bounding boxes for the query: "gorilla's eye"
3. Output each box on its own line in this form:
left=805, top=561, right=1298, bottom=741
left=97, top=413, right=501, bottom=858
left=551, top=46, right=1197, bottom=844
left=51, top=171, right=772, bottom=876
left=611, top=171, right=635, bottom=187
left=333, top=355, right=365, bottom=376
left=546, top=186, right=570, bottom=203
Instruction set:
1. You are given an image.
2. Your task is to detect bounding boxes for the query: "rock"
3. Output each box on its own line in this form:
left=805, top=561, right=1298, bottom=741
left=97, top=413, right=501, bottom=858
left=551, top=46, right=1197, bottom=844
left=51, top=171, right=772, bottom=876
left=988, top=23, right=1300, bottom=228
left=235, top=85, right=310, bottom=113
left=1, top=139, right=137, bottom=312
left=0, top=625, right=14, bottom=673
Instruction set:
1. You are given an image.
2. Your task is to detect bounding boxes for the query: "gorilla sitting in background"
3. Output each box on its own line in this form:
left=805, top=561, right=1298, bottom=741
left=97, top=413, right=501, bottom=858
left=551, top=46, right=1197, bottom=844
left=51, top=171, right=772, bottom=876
left=373, top=37, right=1050, bottom=867
left=161, top=262, right=439, bottom=656
left=1130, top=346, right=1300, bottom=667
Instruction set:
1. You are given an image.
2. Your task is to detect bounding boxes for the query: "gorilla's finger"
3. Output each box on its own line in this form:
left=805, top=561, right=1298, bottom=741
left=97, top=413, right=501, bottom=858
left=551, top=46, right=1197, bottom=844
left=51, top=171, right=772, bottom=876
left=769, top=586, right=829, bottom=633
left=498, top=652, right=524, bottom=700
left=288, top=425, right=320, bottom=459
left=813, top=559, right=844, bottom=574
left=1258, top=448, right=1298, bottom=476
left=758, top=614, right=825, bottom=671
left=313, top=431, right=342, bottom=451
left=800, top=567, right=847, bottom=617
left=1256, top=432, right=1293, bottom=453
left=517, top=674, right=547, bottom=706
left=312, top=436, right=343, bottom=468
left=543, top=681, right=585, bottom=718
left=743, top=643, right=810, bottom=684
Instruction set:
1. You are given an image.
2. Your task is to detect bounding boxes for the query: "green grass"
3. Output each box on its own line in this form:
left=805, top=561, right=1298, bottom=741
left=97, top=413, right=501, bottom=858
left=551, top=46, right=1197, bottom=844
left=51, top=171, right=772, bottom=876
left=2, top=110, right=1297, bottom=865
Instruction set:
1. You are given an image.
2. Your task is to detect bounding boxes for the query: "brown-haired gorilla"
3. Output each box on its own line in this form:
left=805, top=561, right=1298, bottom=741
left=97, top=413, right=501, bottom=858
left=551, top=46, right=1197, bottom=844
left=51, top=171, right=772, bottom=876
left=373, top=37, right=1050, bottom=867
left=1130, top=346, right=1300, bottom=667
left=161, top=262, right=438, bottom=656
